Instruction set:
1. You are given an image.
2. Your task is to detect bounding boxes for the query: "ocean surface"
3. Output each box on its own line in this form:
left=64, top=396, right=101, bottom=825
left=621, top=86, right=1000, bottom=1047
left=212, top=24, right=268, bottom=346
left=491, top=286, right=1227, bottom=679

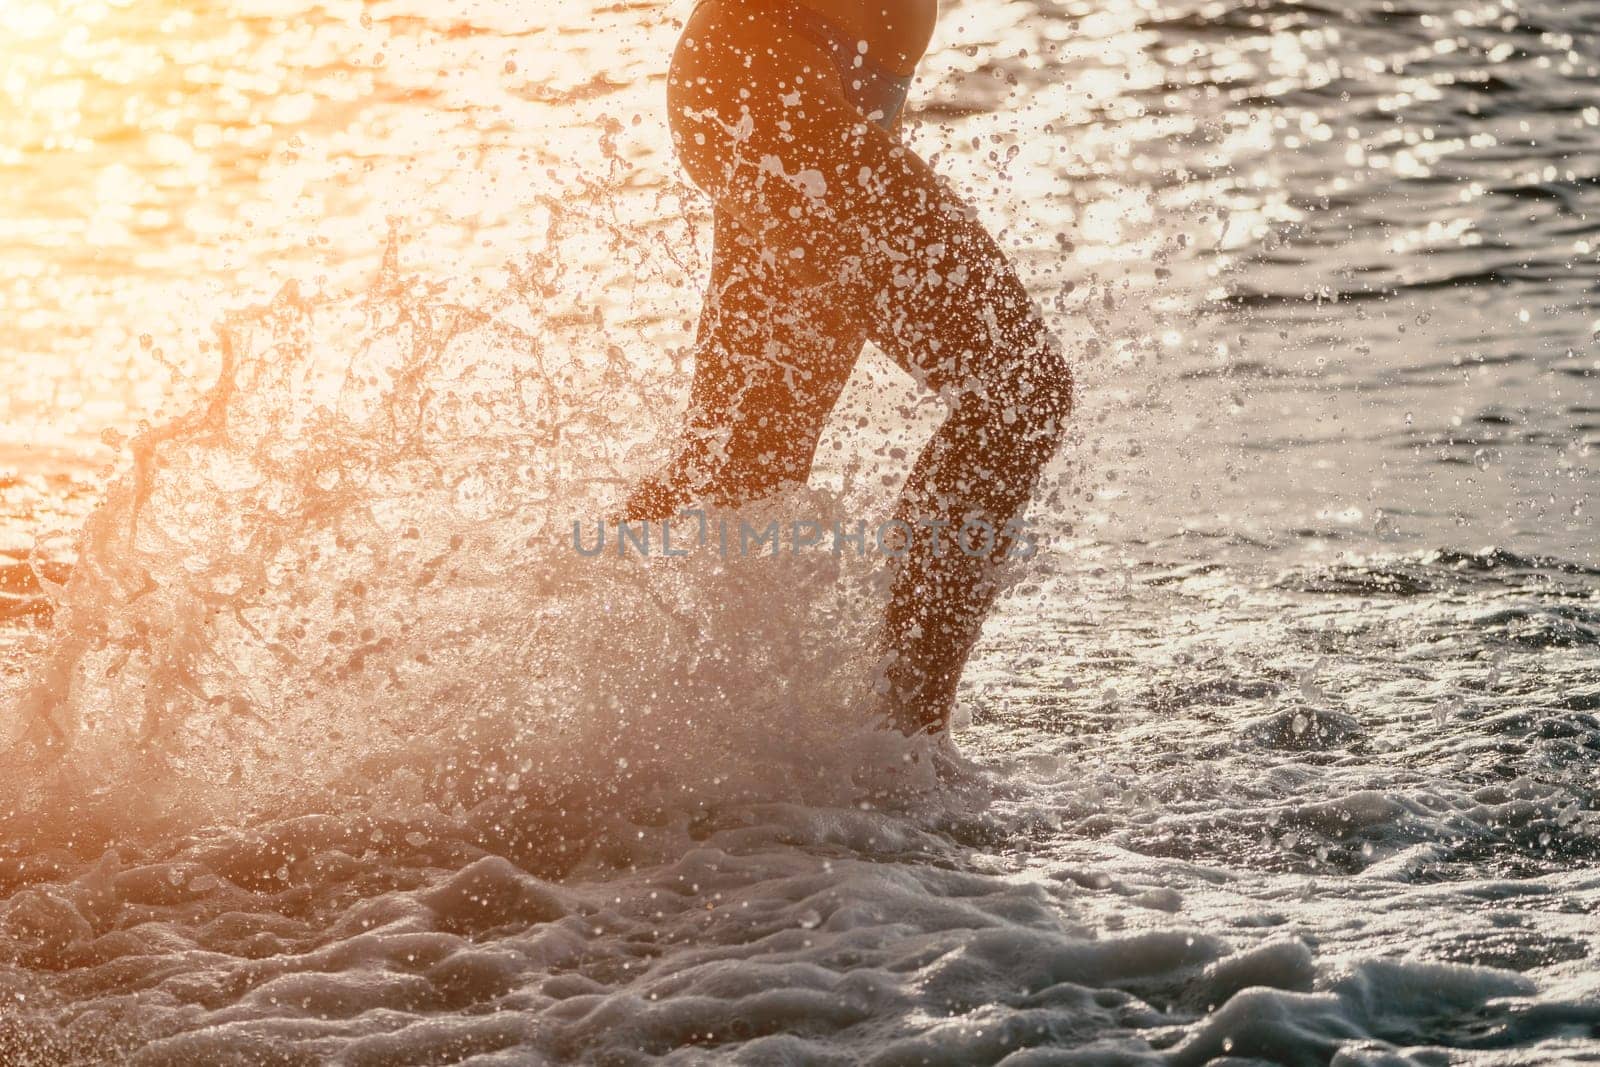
left=2, top=0, right=1599, bottom=1063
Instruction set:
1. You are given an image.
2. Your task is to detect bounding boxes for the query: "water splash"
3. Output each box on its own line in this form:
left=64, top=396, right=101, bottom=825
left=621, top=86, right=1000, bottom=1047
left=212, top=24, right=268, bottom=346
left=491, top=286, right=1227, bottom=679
left=1, top=223, right=960, bottom=861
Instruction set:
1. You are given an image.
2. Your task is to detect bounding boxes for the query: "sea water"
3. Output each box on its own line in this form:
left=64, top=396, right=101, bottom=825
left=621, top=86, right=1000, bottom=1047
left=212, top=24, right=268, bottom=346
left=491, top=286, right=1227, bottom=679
left=1, top=0, right=1598, bottom=1063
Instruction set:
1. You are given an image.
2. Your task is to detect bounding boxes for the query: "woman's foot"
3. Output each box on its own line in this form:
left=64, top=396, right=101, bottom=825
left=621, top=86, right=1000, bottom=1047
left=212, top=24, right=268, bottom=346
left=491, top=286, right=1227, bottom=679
left=872, top=649, right=957, bottom=736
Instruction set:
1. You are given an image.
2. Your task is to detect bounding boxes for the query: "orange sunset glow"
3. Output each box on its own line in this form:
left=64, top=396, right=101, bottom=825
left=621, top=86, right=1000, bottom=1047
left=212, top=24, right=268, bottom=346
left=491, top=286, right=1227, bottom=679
left=1, top=0, right=1598, bottom=1063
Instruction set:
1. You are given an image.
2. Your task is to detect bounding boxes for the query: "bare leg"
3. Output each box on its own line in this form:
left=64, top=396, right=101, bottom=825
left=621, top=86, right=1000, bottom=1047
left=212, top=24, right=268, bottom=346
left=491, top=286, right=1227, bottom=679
left=665, top=3, right=1074, bottom=732
left=624, top=209, right=865, bottom=520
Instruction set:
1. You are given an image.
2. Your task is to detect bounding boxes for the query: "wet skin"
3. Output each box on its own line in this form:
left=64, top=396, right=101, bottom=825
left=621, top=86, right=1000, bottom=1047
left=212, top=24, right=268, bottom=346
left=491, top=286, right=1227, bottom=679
left=626, top=0, right=1073, bottom=733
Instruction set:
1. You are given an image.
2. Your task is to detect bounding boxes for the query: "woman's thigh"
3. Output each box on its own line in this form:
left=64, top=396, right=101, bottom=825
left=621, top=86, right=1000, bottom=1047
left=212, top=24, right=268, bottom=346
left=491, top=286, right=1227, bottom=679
left=668, top=3, right=1066, bottom=414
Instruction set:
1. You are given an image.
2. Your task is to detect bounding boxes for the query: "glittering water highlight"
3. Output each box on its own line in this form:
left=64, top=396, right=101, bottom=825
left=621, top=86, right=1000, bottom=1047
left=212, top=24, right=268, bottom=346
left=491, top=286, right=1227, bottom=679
left=2, top=0, right=1598, bottom=1063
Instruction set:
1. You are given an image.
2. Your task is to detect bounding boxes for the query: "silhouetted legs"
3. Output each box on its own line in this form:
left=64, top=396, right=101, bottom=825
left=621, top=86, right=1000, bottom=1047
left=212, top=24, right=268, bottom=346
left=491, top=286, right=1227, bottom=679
left=631, top=2, right=1073, bottom=731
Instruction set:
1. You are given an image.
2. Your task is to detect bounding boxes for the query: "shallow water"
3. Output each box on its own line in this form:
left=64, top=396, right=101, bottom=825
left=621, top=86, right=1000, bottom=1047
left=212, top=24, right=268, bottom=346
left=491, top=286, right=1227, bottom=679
left=2, top=0, right=1599, bottom=1064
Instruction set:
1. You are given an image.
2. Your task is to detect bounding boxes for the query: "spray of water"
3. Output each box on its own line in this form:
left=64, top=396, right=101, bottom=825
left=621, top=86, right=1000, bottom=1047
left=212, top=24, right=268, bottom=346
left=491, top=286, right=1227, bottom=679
left=1, top=216, right=974, bottom=870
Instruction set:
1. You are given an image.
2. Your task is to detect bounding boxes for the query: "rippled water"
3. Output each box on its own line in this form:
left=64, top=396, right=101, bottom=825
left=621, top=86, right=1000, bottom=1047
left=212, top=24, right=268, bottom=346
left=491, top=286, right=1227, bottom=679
left=2, top=0, right=1599, bottom=1063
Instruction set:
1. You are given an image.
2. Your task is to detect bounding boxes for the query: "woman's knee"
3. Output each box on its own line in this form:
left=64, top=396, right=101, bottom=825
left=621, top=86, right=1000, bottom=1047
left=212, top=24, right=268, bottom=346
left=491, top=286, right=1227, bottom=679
left=1018, top=331, right=1075, bottom=438
left=958, top=328, right=1073, bottom=481
left=985, top=312, right=1072, bottom=422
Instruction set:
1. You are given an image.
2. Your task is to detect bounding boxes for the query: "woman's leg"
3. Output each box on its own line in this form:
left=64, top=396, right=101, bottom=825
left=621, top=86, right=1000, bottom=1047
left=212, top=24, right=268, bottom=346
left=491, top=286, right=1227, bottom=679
left=667, top=4, right=1074, bottom=732
left=624, top=208, right=866, bottom=521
